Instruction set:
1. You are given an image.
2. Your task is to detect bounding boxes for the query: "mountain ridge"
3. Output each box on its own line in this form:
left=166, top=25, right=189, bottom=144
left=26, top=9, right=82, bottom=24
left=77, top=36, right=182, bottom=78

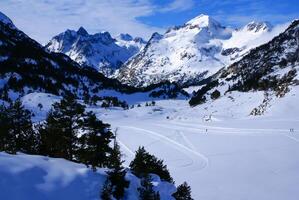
left=116, top=14, right=283, bottom=87
left=45, top=28, right=146, bottom=76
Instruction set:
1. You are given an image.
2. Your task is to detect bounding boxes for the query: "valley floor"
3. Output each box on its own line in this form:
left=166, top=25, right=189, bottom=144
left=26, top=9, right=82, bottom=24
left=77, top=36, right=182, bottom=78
left=97, top=87, right=299, bottom=200
left=20, top=86, right=299, bottom=200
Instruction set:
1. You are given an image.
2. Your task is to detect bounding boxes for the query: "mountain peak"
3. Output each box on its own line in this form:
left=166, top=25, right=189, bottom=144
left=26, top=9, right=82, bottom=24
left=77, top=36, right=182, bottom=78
left=117, top=33, right=133, bottom=41
left=244, top=21, right=272, bottom=32
left=186, top=14, right=221, bottom=28
left=77, top=27, right=89, bottom=36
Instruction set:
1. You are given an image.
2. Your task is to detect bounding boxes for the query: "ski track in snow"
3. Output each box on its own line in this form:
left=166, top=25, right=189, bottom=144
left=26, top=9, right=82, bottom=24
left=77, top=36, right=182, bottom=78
left=118, top=125, right=209, bottom=171
left=177, top=130, right=198, bottom=152
left=116, top=138, right=135, bottom=156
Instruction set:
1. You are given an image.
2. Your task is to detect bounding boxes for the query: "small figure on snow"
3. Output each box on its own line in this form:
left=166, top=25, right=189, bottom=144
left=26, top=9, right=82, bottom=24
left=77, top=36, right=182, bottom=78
left=290, top=128, right=294, bottom=133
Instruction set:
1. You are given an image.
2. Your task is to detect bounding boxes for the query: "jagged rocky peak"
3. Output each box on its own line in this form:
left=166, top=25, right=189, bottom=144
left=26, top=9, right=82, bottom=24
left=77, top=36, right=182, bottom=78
left=77, top=26, right=89, bottom=36
left=133, top=37, right=146, bottom=43
left=244, top=21, right=272, bottom=32
left=46, top=26, right=146, bottom=74
left=93, top=31, right=115, bottom=44
left=117, top=33, right=133, bottom=41
left=149, top=32, right=163, bottom=42
left=116, top=33, right=146, bottom=45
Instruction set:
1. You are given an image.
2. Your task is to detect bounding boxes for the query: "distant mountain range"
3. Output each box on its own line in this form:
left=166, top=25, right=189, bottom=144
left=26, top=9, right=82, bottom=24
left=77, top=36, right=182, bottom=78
left=46, top=28, right=146, bottom=76
left=44, top=14, right=291, bottom=88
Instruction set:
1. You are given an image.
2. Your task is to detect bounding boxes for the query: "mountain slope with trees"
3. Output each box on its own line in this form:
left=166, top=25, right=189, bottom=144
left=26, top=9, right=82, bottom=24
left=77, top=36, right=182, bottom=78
left=190, top=20, right=299, bottom=109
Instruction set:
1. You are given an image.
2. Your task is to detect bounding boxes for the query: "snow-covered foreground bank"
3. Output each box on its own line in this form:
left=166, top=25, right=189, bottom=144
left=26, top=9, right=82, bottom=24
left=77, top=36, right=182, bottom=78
left=0, top=153, right=175, bottom=200
left=20, top=86, right=299, bottom=200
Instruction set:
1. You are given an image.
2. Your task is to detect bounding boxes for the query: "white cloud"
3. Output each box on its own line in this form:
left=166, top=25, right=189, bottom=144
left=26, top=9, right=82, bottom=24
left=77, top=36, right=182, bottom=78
left=160, top=0, right=195, bottom=12
left=0, top=0, right=165, bottom=44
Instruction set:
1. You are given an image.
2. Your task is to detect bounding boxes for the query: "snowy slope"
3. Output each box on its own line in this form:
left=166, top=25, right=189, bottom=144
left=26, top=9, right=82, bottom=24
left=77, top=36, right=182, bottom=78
left=46, top=29, right=146, bottom=76
left=117, top=15, right=286, bottom=87
left=0, top=153, right=176, bottom=200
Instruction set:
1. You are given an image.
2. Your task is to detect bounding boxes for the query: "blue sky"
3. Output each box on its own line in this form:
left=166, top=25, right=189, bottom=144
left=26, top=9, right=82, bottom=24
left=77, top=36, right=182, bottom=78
left=0, top=0, right=298, bottom=44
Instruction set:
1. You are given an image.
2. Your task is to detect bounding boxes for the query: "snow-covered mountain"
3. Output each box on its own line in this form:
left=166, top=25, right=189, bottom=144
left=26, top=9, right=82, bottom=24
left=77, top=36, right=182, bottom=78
left=117, top=14, right=286, bottom=87
left=46, top=28, right=146, bottom=76
left=189, top=20, right=299, bottom=111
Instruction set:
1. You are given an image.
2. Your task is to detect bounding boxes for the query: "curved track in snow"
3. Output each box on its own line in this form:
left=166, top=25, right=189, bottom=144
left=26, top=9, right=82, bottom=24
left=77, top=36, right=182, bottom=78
left=117, top=125, right=209, bottom=171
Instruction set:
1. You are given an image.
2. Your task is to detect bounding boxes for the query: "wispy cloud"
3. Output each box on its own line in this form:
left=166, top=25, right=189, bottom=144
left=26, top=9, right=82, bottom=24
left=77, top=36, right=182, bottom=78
left=160, top=0, right=195, bottom=12
left=0, top=0, right=297, bottom=44
left=0, top=0, right=164, bottom=44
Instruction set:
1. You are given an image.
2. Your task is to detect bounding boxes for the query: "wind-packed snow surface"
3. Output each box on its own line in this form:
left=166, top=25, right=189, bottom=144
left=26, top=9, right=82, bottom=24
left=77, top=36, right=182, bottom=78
left=19, top=85, right=299, bottom=200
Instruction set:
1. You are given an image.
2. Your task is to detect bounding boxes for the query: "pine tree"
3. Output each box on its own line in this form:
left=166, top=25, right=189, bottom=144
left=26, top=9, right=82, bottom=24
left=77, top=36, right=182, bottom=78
left=101, top=178, right=113, bottom=200
left=39, top=95, right=86, bottom=160
left=138, top=175, right=160, bottom=200
left=172, top=182, right=193, bottom=200
left=77, top=112, right=113, bottom=170
left=0, top=100, right=37, bottom=154
left=0, top=104, right=12, bottom=152
left=130, top=147, right=173, bottom=183
left=106, top=140, right=130, bottom=200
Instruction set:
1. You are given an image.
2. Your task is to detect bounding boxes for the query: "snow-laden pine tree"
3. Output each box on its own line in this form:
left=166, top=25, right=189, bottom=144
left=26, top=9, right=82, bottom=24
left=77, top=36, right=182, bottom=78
left=0, top=100, right=37, bottom=154
left=130, top=146, right=173, bottom=183
left=172, top=182, right=193, bottom=200
left=77, top=112, right=113, bottom=170
left=138, top=175, right=160, bottom=200
left=106, top=140, right=129, bottom=199
left=39, top=94, right=86, bottom=160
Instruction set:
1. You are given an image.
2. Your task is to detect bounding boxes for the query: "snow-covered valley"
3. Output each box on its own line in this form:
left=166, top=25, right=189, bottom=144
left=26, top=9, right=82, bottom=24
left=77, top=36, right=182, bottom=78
left=19, top=86, right=299, bottom=200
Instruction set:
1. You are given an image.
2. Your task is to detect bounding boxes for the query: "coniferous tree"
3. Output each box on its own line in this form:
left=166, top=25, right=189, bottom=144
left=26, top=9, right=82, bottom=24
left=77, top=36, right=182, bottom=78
left=0, top=100, right=37, bottom=154
left=106, top=140, right=130, bottom=200
left=0, top=104, right=12, bottom=152
left=101, top=178, right=113, bottom=200
left=138, top=175, right=160, bottom=200
left=78, top=112, right=113, bottom=170
left=172, top=182, right=193, bottom=200
left=39, top=95, right=85, bottom=160
left=130, top=147, right=173, bottom=183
